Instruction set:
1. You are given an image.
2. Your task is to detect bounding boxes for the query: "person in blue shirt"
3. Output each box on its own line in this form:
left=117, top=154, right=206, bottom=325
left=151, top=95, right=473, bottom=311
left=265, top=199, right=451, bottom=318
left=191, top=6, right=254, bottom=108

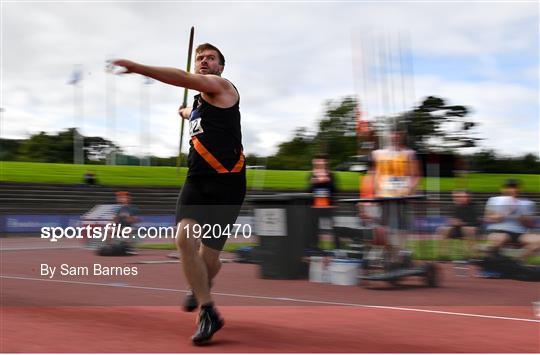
left=484, top=179, right=539, bottom=261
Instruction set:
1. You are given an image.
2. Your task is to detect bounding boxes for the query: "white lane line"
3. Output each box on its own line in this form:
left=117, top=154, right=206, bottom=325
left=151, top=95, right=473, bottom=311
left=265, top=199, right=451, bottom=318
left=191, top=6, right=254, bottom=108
left=1, top=275, right=538, bottom=323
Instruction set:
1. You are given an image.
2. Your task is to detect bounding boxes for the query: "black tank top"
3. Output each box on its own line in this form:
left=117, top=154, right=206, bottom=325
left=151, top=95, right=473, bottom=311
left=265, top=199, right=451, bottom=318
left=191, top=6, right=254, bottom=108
left=187, top=81, right=244, bottom=177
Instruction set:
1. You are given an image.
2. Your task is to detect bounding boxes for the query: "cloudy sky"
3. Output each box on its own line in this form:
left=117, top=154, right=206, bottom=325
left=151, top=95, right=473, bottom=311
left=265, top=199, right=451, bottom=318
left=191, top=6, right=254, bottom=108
left=2, top=1, right=538, bottom=158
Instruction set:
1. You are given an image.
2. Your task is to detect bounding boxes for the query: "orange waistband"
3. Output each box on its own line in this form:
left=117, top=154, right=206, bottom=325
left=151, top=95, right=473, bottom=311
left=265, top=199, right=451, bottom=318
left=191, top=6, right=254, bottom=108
left=192, top=136, right=245, bottom=173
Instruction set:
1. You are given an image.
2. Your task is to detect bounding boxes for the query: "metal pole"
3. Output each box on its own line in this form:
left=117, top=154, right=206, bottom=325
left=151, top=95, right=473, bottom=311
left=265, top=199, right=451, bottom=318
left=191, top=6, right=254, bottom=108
left=140, top=76, right=152, bottom=166
left=145, top=77, right=152, bottom=166
left=378, top=32, right=390, bottom=148
left=71, top=64, right=84, bottom=165
left=78, top=66, right=84, bottom=164
left=106, top=56, right=116, bottom=165
left=398, top=32, right=408, bottom=114
left=73, top=75, right=77, bottom=164
left=177, top=26, right=195, bottom=172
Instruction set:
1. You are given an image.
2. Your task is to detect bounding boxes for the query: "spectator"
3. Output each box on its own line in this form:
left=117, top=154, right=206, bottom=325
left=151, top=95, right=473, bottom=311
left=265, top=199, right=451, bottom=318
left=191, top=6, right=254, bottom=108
left=437, top=190, right=480, bottom=260
left=97, top=191, right=140, bottom=256
left=372, top=127, right=420, bottom=251
left=83, top=170, right=98, bottom=186
left=114, top=191, right=140, bottom=229
left=308, top=153, right=339, bottom=250
left=484, top=179, right=540, bottom=261
left=114, top=191, right=140, bottom=253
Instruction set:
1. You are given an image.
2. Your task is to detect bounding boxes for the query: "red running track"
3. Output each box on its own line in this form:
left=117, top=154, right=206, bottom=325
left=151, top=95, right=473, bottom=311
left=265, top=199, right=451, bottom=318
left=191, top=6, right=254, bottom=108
left=1, top=241, right=539, bottom=352
left=3, top=306, right=538, bottom=352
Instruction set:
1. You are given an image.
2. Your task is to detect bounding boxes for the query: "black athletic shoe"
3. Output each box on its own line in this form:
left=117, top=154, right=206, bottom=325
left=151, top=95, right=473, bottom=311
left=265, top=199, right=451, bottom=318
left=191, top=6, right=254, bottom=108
left=191, top=305, right=224, bottom=345
left=183, top=290, right=198, bottom=312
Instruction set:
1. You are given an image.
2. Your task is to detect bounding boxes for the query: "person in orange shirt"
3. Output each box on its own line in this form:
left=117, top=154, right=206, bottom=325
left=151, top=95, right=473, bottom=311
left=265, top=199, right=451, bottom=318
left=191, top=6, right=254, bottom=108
left=308, top=153, right=339, bottom=250
left=372, top=127, right=420, bottom=250
left=372, top=129, right=420, bottom=199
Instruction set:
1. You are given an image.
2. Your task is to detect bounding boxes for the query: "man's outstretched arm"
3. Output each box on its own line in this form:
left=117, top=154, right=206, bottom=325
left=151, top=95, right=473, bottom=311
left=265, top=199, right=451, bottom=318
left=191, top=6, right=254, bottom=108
left=112, top=59, right=227, bottom=94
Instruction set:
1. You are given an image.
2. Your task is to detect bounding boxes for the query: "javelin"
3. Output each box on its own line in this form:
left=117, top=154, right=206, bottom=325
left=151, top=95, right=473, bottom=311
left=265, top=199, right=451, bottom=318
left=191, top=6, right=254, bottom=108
left=177, top=26, right=195, bottom=172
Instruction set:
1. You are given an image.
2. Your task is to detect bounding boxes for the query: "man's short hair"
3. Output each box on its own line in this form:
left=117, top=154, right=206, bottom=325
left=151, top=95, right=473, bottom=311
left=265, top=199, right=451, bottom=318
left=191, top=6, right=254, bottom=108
left=196, top=43, right=225, bottom=66
left=453, top=189, right=469, bottom=194
left=503, top=179, right=520, bottom=188
left=314, top=153, right=329, bottom=160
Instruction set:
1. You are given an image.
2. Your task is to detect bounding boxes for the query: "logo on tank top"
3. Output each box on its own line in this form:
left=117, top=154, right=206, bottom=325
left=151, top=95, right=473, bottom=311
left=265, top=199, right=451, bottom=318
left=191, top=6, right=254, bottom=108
left=188, top=108, right=204, bottom=137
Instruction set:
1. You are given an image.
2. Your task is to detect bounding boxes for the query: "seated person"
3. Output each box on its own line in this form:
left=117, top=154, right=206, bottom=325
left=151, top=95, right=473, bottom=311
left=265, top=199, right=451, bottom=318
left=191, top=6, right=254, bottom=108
left=437, top=190, right=480, bottom=260
left=113, top=191, right=140, bottom=252
left=484, top=179, right=540, bottom=261
left=97, top=192, right=140, bottom=256
left=114, top=191, right=139, bottom=229
left=83, top=170, right=98, bottom=185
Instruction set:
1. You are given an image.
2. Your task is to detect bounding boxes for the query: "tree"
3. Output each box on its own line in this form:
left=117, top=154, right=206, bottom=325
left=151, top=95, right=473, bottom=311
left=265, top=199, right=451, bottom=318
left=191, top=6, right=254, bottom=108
left=0, top=138, right=22, bottom=161
left=400, top=96, right=479, bottom=152
left=314, top=97, right=358, bottom=168
left=12, top=128, right=120, bottom=164
left=16, top=129, right=74, bottom=163
left=266, top=127, right=315, bottom=170
left=466, top=150, right=540, bottom=174
left=84, top=135, right=121, bottom=163
left=150, top=155, right=185, bottom=167
left=245, top=154, right=267, bottom=167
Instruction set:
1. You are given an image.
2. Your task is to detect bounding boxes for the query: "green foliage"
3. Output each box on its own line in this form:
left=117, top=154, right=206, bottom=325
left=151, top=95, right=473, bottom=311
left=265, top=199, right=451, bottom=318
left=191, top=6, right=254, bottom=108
left=266, top=95, right=480, bottom=170
left=267, top=97, right=359, bottom=170
left=0, top=138, right=22, bottom=161
left=315, top=97, right=358, bottom=168
left=403, top=96, right=479, bottom=152
left=16, top=129, right=74, bottom=163
left=2, top=128, right=120, bottom=164
left=245, top=154, right=267, bottom=167
left=266, top=128, right=316, bottom=170
left=150, top=155, right=184, bottom=167
left=467, top=150, right=540, bottom=174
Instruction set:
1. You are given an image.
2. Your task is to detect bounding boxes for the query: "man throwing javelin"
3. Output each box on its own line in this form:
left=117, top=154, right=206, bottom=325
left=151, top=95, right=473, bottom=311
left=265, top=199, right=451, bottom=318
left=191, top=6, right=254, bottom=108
left=113, top=43, right=246, bottom=345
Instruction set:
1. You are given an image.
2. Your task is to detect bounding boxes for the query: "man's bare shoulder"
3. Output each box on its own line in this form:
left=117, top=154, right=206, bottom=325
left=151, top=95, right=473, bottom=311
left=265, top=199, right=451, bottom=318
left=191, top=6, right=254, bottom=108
left=221, top=76, right=239, bottom=94
left=201, top=76, right=238, bottom=107
left=198, top=75, right=235, bottom=93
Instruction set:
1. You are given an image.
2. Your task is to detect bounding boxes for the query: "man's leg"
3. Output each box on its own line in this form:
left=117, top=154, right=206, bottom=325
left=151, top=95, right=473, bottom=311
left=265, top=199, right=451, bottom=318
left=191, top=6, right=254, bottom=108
left=176, top=218, right=212, bottom=306
left=462, top=226, right=477, bottom=259
left=176, top=218, right=224, bottom=345
left=519, top=233, right=540, bottom=260
left=184, top=231, right=226, bottom=312
left=486, top=232, right=509, bottom=253
left=437, top=226, right=451, bottom=260
left=200, top=244, right=222, bottom=283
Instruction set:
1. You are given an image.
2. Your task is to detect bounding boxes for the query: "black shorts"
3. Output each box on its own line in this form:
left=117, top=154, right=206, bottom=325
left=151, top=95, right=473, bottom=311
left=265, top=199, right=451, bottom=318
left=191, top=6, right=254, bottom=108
left=448, top=226, right=467, bottom=239
left=488, top=229, right=523, bottom=244
left=176, top=173, right=246, bottom=251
